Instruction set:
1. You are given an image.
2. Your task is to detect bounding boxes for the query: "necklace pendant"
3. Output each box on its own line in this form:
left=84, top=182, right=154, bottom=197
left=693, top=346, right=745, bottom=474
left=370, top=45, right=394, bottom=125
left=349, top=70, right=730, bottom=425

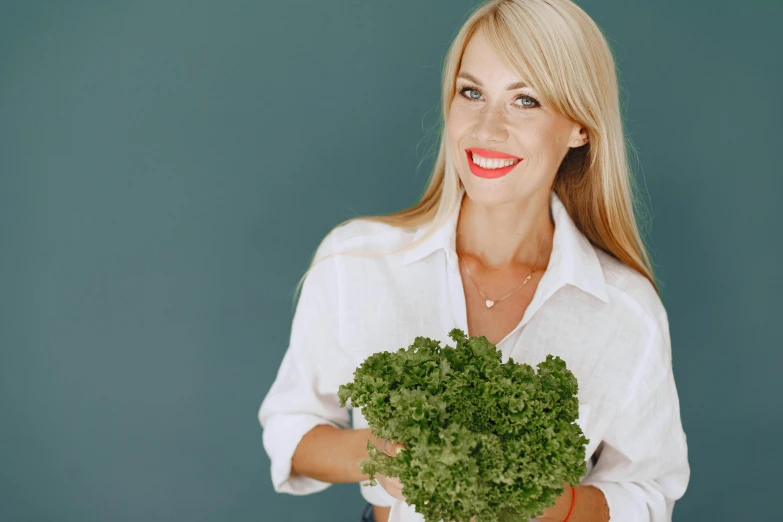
left=485, top=299, right=495, bottom=308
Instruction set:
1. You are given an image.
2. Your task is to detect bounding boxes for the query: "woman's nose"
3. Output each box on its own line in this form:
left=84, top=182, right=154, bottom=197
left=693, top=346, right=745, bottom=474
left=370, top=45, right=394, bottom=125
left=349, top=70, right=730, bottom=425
left=471, top=106, right=509, bottom=143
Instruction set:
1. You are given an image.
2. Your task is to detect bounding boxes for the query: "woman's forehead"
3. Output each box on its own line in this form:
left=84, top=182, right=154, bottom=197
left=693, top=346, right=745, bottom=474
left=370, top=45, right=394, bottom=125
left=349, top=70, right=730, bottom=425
left=459, top=30, right=531, bottom=88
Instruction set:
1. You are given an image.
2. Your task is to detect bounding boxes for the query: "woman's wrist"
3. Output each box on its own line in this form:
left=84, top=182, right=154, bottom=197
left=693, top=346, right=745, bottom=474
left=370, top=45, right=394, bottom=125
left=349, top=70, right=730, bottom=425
left=538, top=483, right=574, bottom=522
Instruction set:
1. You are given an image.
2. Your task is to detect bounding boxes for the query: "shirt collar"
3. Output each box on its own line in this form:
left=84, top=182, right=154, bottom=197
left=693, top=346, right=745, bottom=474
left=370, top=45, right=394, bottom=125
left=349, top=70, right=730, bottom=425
left=402, top=188, right=610, bottom=303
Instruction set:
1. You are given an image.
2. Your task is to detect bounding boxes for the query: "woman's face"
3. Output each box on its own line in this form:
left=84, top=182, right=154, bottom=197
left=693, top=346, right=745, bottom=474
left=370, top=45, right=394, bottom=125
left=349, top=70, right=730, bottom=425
left=447, top=28, right=588, bottom=207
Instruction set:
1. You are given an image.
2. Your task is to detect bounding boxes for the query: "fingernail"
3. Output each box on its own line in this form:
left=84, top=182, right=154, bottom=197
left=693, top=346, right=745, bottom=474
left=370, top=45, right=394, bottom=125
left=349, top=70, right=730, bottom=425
left=395, top=447, right=404, bottom=456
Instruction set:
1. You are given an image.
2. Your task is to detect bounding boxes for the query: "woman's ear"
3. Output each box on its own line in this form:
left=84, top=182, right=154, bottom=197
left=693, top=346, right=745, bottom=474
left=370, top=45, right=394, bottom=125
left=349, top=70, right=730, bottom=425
left=569, top=126, right=589, bottom=148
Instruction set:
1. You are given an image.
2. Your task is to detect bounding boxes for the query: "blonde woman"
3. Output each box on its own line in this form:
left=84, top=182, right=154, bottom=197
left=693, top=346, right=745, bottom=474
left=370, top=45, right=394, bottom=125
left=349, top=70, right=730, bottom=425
left=258, top=1, right=690, bottom=521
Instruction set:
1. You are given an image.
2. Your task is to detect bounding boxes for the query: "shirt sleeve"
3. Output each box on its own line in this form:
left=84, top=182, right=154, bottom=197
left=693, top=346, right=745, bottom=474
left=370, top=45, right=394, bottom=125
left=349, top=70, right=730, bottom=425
left=580, top=310, right=690, bottom=521
left=257, top=230, right=354, bottom=495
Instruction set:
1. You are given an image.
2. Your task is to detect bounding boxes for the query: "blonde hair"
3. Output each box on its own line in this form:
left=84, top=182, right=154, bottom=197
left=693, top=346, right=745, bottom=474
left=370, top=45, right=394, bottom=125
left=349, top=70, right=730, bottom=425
left=292, top=0, right=661, bottom=308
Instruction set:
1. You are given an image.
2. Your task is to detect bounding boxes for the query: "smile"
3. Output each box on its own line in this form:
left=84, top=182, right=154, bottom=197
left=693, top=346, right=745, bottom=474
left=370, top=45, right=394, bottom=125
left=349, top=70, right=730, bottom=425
left=465, top=148, right=523, bottom=179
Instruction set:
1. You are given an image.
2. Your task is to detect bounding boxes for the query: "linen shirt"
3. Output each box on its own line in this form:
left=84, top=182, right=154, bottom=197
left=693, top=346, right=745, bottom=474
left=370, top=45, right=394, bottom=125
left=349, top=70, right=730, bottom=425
left=258, top=188, right=690, bottom=522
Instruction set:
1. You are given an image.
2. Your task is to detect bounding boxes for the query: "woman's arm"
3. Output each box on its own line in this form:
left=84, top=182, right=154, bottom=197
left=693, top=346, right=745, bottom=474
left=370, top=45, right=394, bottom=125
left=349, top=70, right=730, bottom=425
left=291, top=425, right=381, bottom=483
left=576, top=311, right=690, bottom=521
left=291, top=425, right=400, bottom=522
left=258, top=231, right=356, bottom=495
left=539, top=483, right=609, bottom=522
left=258, top=229, right=409, bottom=509
left=292, top=424, right=408, bottom=498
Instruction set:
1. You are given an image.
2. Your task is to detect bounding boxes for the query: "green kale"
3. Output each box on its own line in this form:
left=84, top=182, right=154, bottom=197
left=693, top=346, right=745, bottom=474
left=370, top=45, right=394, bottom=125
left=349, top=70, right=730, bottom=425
left=337, top=328, right=589, bottom=522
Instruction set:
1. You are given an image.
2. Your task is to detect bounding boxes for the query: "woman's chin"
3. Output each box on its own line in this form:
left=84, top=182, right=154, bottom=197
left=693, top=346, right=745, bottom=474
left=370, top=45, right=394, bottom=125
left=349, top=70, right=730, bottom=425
left=460, top=175, right=515, bottom=200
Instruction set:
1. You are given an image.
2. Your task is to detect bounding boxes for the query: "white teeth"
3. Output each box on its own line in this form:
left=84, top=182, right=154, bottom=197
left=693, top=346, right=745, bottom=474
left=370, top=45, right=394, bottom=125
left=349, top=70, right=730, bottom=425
left=471, top=152, right=520, bottom=169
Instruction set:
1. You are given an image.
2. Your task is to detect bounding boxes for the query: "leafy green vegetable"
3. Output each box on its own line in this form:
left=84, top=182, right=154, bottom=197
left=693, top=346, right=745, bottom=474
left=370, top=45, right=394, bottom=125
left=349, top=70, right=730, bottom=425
left=338, top=328, right=588, bottom=522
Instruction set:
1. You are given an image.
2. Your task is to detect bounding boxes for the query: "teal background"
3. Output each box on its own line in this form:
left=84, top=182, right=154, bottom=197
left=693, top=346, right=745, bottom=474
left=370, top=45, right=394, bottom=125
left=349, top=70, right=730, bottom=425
left=1, top=0, right=780, bottom=521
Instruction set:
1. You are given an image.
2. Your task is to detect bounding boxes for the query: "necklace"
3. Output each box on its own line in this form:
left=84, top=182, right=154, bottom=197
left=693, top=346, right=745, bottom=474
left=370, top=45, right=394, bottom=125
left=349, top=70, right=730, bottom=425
left=459, top=256, right=536, bottom=309
left=456, top=214, right=550, bottom=309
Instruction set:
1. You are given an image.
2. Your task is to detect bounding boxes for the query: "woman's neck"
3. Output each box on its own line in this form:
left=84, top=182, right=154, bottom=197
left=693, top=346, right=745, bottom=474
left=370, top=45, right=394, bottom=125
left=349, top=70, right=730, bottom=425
left=455, top=192, right=555, bottom=272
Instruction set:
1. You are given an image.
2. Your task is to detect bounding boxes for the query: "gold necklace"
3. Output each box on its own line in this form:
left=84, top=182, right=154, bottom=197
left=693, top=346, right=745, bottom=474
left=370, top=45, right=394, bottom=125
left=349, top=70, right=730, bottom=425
left=460, top=256, right=536, bottom=309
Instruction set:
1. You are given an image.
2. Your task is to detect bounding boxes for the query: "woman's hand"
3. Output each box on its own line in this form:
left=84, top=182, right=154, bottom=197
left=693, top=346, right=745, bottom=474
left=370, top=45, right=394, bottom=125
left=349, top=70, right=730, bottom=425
left=368, top=434, right=407, bottom=501
left=366, top=435, right=477, bottom=522
left=365, top=435, right=476, bottom=522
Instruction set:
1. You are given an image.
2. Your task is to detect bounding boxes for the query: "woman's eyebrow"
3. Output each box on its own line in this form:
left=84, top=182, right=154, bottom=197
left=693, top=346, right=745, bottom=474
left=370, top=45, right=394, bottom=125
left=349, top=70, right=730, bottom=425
left=457, top=71, right=529, bottom=90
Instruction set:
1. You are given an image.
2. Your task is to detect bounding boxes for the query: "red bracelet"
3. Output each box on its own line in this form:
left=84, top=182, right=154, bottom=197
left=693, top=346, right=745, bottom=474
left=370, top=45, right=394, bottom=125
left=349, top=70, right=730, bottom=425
left=562, top=486, right=576, bottom=522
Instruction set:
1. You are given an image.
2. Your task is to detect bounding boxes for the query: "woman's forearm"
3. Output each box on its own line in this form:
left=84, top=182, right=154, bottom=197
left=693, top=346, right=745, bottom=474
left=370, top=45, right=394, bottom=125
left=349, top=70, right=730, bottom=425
left=291, top=424, right=377, bottom=483
left=539, top=485, right=610, bottom=522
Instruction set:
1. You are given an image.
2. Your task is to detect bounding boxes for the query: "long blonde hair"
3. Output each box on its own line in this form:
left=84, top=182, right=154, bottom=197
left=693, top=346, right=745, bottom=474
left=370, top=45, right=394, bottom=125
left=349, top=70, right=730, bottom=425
left=292, top=0, right=661, bottom=308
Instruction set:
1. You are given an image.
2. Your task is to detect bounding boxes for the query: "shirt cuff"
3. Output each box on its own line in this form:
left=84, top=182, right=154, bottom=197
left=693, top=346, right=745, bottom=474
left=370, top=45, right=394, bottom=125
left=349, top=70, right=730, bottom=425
left=262, top=413, right=340, bottom=495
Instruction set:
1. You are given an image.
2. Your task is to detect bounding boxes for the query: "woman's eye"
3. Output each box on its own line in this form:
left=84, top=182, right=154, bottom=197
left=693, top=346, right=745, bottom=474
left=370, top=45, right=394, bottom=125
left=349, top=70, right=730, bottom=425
left=457, top=86, right=540, bottom=109
left=516, top=96, right=539, bottom=108
left=461, top=87, right=482, bottom=101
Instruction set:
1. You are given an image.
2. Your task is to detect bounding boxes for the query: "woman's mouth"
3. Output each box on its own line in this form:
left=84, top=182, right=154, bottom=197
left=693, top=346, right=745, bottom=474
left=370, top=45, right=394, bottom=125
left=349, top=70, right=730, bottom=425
left=465, top=149, right=523, bottom=179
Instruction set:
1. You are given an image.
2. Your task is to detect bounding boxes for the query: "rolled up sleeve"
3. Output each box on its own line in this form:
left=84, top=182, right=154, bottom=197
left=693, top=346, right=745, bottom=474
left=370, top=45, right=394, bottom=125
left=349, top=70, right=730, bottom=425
left=257, top=230, right=353, bottom=495
left=581, top=311, right=690, bottom=521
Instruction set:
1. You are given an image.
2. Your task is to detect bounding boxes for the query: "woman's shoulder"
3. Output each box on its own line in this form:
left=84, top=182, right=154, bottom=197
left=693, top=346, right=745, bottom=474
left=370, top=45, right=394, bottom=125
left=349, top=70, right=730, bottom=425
left=591, top=249, right=674, bottom=370
left=594, top=248, right=667, bottom=327
left=322, top=217, right=417, bottom=256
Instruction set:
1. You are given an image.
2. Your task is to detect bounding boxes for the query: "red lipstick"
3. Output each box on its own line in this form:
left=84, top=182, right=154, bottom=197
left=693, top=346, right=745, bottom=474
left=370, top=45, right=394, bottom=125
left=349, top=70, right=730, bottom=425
left=465, top=148, right=523, bottom=179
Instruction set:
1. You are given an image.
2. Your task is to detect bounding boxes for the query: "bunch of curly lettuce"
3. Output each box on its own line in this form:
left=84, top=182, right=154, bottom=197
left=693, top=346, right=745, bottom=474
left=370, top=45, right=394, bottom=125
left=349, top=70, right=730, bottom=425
left=337, top=328, right=588, bottom=522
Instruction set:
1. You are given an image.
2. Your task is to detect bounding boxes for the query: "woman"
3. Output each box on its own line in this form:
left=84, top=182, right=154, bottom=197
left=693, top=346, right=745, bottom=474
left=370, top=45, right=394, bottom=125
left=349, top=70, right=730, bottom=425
left=258, top=1, right=690, bottom=521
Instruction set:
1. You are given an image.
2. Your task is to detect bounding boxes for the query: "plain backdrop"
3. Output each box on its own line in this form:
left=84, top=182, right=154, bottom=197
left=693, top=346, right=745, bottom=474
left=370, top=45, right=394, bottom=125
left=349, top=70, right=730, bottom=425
left=1, top=0, right=781, bottom=521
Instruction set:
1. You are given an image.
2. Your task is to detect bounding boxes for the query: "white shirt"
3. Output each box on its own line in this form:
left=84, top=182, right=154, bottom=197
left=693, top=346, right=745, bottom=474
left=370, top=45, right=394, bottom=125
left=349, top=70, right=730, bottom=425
left=258, top=189, right=690, bottom=522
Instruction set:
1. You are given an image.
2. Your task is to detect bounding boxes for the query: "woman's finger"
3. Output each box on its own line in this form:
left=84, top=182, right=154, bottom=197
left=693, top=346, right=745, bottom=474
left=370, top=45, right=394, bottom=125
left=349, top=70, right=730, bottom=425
left=391, top=442, right=407, bottom=456
left=382, top=439, right=407, bottom=457
left=380, top=477, right=405, bottom=500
